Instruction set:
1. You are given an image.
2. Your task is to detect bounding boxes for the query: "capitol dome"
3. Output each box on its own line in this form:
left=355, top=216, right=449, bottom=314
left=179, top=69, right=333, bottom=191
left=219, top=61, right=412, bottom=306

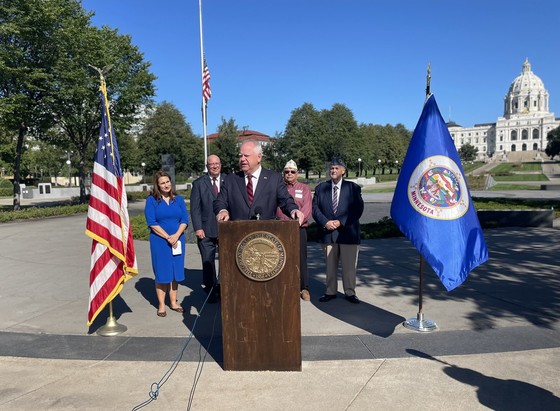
left=504, top=58, right=549, bottom=118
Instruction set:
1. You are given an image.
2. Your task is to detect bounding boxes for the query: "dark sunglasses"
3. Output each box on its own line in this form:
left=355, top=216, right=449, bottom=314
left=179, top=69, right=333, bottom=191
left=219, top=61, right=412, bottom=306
left=284, top=170, right=296, bottom=174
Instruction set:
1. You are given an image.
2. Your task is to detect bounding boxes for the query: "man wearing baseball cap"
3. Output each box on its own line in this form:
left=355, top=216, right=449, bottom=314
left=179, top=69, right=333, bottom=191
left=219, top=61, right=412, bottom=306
left=276, top=160, right=312, bottom=301
left=312, top=158, right=364, bottom=303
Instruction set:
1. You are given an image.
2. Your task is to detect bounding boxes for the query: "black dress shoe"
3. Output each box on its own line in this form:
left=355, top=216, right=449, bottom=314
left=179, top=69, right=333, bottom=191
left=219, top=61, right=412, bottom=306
left=208, top=291, right=219, bottom=304
left=345, top=295, right=360, bottom=304
left=319, top=294, right=337, bottom=302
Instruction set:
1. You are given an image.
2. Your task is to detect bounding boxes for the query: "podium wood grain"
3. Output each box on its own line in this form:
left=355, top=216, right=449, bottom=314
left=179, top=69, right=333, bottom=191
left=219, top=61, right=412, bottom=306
left=218, top=220, right=302, bottom=371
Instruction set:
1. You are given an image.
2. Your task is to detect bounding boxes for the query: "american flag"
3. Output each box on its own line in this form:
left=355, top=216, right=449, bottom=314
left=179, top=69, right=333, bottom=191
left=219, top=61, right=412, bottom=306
left=202, top=57, right=212, bottom=103
left=85, top=80, right=138, bottom=325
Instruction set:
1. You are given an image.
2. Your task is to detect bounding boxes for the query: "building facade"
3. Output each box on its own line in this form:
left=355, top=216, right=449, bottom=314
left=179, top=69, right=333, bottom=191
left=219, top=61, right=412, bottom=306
left=448, top=59, right=560, bottom=161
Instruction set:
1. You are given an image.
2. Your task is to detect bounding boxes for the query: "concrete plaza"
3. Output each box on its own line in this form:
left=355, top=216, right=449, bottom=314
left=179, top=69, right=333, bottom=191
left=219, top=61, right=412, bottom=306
left=0, top=194, right=559, bottom=410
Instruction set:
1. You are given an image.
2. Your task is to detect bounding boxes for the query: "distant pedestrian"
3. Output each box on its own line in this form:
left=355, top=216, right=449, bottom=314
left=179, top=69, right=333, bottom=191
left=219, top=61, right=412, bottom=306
left=145, top=171, right=188, bottom=316
left=276, top=160, right=312, bottom=301
left=190, top=155, right=225, bottom=303
left=312, top=158, right=364, bottom=303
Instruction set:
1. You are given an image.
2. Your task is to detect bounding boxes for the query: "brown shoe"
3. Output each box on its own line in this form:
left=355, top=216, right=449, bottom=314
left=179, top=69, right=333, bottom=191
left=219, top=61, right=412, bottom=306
left=300, top=289, right=311, bottom=301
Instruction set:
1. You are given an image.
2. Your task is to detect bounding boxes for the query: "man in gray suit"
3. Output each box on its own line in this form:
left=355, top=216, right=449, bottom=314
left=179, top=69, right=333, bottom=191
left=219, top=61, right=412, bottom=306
left=214, top=141, right=304, bottom=224
left=190, top=154, right=225, bottom=303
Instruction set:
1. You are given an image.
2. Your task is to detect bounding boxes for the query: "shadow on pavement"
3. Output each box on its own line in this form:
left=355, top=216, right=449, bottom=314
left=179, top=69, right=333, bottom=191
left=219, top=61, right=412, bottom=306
left=408, top=349, right=560, bottom=411
left=307, top=243, right=405, bottom=337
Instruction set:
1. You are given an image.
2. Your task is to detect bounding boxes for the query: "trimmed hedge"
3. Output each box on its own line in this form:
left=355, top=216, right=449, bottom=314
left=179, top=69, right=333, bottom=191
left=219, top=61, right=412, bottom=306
left=0, top=204, right=88, bottom=223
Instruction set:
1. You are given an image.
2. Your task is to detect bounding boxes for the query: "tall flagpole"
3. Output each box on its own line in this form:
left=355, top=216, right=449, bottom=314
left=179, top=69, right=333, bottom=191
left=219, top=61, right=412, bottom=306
left=403, top=63, right=438, bottom=333
left=199, top=0, right=208, bottom=172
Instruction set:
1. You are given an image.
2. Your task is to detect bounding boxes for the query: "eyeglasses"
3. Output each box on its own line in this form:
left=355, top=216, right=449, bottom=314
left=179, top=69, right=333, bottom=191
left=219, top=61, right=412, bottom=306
left=284, top=170, right=296, bottom=174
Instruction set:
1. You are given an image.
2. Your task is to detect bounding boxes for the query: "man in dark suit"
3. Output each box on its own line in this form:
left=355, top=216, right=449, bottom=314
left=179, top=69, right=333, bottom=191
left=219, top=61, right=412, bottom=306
left=312, top=158, right=364, bottom=304
left=190, top=154, right=225, bottom=303
left=214, top=140, right=304, bottom=224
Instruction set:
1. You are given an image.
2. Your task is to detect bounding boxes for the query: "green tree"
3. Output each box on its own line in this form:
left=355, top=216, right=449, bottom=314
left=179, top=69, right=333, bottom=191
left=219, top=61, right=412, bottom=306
left=138, top=102, right=202, bottom=178
left=262, top=132, right=290, bottom=172
left=458, top=143, right=478, bottom=163
left=545, top=126, right=560, bottom=159
left=283, top=103, right=323, bottom=178
left=358, top=123, right=410, bottom=175
left=0, top=0, right=65, bottom=206
left=210, top=117, right=239, bottom=174
left=0, top=0, right=156, bottom=204
left=319, top=104, right=359, bottom=170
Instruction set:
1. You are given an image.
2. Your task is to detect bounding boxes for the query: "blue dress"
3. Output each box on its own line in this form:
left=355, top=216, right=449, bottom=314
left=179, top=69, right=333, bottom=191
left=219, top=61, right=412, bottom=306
left=145, top=195, right=189, bottom=284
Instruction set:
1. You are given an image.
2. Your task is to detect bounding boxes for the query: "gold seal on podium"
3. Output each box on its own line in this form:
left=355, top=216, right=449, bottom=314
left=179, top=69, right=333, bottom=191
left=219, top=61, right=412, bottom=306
left=236, top=231, right=286, bottom=281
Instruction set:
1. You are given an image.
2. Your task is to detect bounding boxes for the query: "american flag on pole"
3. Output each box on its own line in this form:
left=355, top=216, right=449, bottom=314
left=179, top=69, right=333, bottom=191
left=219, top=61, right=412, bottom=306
left=85, top=80, right=138, bottom=325
left=202, top=57, right=212, bottom=104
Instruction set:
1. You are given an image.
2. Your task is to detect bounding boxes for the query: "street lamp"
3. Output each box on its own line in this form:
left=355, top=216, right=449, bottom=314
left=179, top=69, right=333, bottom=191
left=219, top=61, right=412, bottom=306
left=377, top=159, right=382, bottom=175
left=141, top=162, right=146, bottom=184
left=66, top=157, right=71, bottom=187
left=395, top=160, right=399, bottom=174
left=358, top=158, right=362, bottom=177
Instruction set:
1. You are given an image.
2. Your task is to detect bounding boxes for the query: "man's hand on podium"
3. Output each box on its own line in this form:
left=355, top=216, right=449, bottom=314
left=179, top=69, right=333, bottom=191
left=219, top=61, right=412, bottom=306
left=291, top=209, right=305, bottom=226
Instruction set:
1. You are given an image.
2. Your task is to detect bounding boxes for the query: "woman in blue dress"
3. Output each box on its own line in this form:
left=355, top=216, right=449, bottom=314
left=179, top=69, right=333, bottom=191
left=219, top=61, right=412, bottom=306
left=145, top=171, right=189, bottom=317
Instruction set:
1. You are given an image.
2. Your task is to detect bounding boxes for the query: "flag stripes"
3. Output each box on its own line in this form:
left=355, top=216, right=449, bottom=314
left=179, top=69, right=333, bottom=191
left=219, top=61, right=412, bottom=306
left=202, top=58, right=212, bottom=103
left=85, top=80, right=137, bottom=325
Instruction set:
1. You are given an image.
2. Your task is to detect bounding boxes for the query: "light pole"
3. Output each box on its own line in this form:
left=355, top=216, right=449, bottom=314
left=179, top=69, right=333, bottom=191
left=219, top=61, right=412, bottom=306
left=66, top=153, right=71, bottom=187
left=358, top=158, right=362, bottom=177
left=141, top=162, right=146, bottom=184
left=395, top=160, right=399, bottom=174
left=377, top=159, right=381, bottom=175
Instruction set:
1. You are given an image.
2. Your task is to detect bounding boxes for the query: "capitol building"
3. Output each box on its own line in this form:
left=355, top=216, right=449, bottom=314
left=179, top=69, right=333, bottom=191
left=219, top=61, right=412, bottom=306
left=448, top=59, right=560, bottom=161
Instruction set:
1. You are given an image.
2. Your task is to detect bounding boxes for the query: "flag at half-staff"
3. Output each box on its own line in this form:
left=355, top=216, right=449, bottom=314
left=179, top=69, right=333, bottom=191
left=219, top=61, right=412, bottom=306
left=390, top=94, right=488, bottom=291
left=202, top=56, right=212, bottom=106
left=85, top=79, right=138, bottom=325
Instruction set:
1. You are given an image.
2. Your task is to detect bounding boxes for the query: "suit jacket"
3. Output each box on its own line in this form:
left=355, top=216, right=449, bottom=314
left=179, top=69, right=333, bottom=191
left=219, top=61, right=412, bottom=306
left=312, top=179, right=364, bottom=244
left=190, top=173, right=226, bottom=238
left=213, top=168, right=298, bottom=221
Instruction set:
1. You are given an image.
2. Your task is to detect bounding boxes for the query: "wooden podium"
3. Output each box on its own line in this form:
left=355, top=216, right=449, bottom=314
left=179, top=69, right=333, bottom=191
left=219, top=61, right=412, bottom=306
left=218, top=220, right=301, bottom=371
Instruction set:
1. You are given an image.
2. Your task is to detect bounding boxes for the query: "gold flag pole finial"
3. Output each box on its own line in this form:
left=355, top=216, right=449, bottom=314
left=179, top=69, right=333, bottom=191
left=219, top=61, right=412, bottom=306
left=88, top=64, right=113, bottom=91
left=425, top=63, right=432, bottom=99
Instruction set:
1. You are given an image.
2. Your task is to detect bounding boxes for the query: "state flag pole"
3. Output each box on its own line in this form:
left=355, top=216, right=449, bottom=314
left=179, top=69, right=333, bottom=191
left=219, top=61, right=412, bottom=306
left=404, top=64, right=438, bottom=332
left=392, top=63, right=488, bottom=332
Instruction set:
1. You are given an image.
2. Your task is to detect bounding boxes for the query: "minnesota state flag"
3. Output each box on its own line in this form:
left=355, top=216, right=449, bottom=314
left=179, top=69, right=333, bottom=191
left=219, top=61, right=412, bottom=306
left=390, top=94, right=488, bottom=291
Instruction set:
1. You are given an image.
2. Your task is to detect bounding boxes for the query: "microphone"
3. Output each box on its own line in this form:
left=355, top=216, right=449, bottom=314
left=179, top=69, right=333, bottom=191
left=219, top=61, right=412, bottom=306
left=255, top=206, right=263, bottom=220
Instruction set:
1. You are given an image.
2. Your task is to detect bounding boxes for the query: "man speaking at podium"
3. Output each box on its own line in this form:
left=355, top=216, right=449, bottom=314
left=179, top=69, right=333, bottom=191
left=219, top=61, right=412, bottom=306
left=214, top=140, right=304, bottom=225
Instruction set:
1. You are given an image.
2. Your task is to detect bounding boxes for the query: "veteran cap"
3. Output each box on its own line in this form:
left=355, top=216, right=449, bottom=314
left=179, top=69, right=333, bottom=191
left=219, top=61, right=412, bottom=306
left=330, top=157, right=346, bottom=168
left=284, top=159, right=298, bottom=170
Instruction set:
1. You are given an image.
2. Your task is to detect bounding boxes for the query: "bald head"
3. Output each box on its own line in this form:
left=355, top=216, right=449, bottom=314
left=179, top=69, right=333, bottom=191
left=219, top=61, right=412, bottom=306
left=206, top=154, right=221, bottom=177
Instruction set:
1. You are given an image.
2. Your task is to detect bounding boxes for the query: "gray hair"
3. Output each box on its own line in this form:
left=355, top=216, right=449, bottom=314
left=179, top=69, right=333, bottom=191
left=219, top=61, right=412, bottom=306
left=241, top=140, right=262, bottom=155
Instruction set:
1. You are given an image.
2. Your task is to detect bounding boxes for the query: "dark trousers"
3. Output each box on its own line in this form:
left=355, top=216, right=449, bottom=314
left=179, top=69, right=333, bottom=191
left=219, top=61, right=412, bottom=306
left=197, top=236, right=218, bottom=290
left=300, top=228, right=309, bottom=290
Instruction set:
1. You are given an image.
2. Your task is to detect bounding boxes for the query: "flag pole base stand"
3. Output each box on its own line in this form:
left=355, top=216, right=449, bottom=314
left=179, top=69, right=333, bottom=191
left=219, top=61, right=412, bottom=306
left=403, top=312, right=438, bottom=333
left=96, top=315, right=127, bottom=337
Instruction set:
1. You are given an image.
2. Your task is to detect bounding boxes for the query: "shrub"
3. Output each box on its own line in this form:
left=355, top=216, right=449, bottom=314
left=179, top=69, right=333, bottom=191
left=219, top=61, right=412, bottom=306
left=0, top=204, right=88, bottom=223
left=130, top=214, right=149, bottom=241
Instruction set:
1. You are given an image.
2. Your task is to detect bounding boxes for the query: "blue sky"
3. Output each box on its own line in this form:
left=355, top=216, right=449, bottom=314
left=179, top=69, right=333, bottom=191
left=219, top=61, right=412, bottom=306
left=83, top=0, right=560, bottom=137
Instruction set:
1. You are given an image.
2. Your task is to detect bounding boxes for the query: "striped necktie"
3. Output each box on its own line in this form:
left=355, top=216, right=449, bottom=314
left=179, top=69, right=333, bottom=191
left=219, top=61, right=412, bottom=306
left=332, top=185, right=338, bottom=214
left=246, top=174, right=254, bottom=205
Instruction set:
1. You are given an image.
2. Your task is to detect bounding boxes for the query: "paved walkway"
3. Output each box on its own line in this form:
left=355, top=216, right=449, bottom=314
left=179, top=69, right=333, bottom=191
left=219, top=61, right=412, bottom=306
left=0, top=204, right=559, bottom=410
